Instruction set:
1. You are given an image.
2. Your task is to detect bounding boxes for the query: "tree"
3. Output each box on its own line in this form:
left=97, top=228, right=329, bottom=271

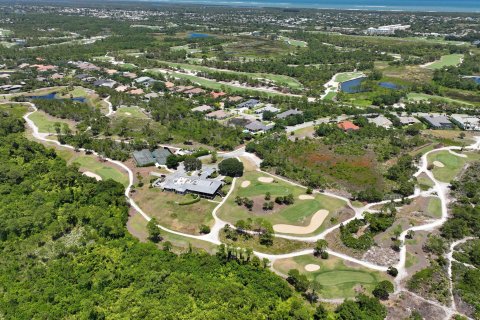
left=147, top=218, right=161, bottom=243
left=211, top=150, right=218, bottom=163
left=184, top=156, right=202, bottom=172
left=166, top=155, right=179, bottom=169
left=287, top=269, right=310, bottom=293
left=265, top=192, right=271, bottom=200
left=314, top=304, right=328, bottom=320
left=314, top=239, right=328, bottom=256
left=387, top=266, right=398, bottom=277
left=162, top=241, right=172, bottom=252
left=218, top=158, right=244, bottom=177
left=372, top=280, right=394, bottom=300
left=199, top=224, right=211, bottom=234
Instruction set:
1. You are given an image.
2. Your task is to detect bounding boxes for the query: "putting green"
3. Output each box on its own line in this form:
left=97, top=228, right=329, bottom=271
left=315, top=270, right=376, bottom=286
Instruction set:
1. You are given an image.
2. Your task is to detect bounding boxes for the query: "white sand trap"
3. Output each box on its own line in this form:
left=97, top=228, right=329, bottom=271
left=241, top=180, right=251, bottom=188
left=273, top=209, right=329, bottom=234
left=124, top=112, right=132, bottom=116
left=83, top=171, right=102, bottom=181
left=433, top=161, right=445, bottom=168
left=305, top=264, right=320, bottom=272
left=299, top=195, right=315, bottom=200
left=258, top=177, right=274, bottom=183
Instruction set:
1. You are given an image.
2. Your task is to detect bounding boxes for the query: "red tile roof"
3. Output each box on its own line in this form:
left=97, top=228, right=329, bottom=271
left=337, top=120, right=360, bottom=131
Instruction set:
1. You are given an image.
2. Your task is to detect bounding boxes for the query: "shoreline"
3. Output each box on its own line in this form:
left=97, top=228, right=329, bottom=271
left=140, top=0, right=480, bottom=13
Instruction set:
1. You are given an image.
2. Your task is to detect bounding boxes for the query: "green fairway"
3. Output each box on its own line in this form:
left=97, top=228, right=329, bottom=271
left=217, top=171, right=349, bottom=235
left=278, top=36, right=308, bottom=48
left=153, top=60, right=303, bottom=90
left=115, top=106, right=149, bottom=119
left=407, top=92, right=472, bottom=106
left=55, top=149, right=129, bottom=186
left=323, top=91, right=337, bottom=101
left=426, top=54, right=463, bottom=70
left=428, top=150, right=480, bottom=182
left=29, top=110, right=76, bottom=134
left=273, top=255, right=388, bottom=299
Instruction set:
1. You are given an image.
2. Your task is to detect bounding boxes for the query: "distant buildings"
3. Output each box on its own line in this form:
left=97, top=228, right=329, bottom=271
left=421, top=115, right=454, bottom=129
left=133, top=148, right=172, bottom=167
left=398, top=116, right=420, bottom=126
left=277, top=109, right=303, bottom=119
left=191, top=105, right=213, bottom=113
left=237, top=99, right=260, bottom=109
left=365, top=24, right=410, bottom=36
left=205, top=109, right=230, bottom=120
left=450, top=114, right=480, bottom=131
left=367, top=115, right=393, bottom=129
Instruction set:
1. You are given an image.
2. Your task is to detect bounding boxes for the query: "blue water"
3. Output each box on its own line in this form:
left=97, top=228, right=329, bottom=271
left=188, top=33, right=212, bottom=39
left=379, top=82, right=401, bottom=89
left=340, top=77, right=366, bottom=93
left=471, top=77, right=480, bottom=84
left=148, top=0, right=480, bottom=12
left=29, top=92, right=86, bottom=103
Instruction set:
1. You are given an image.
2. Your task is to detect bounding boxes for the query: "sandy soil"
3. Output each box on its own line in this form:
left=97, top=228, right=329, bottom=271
left=124, top=112, right=132, bottom=116
left=258, top=177, right=274, bottom=183
left=304, top=264, right=320, bottom=272
left=433, top=161, right=445, bottom=168
left=82, top=171, right=102, bottom=181
left=241, top=180, right=251, bottom=188
left=273, top=209, right=329, bottom=234
left=299, top=195, right=315, bottom=200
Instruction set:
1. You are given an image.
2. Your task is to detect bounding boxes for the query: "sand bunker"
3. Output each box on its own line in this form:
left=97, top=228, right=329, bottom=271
left=83, top=171, right=102, bottom=181
left=299, top=195, right=315, bottom=200
left=305, top=264, right=320, bottom=272
left=124, top=112, right=132, bottom=116
left=258, top=177, right=274, bottom=183
left=241, top=180, right=251, bottom=188
left=433, top=161, right=445, bottom=168
left=273, top=209, right=329, bottom=234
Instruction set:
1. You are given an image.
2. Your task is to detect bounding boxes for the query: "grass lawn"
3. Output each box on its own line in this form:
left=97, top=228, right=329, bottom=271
left=417, top=173, right=434, bottom=191
left=407, top=92, right=472, bottom=106
left=132, top=185, right=217, bottom=235
left=0, top=103, right=29, bottom=117
left=29, top=110, right=76, bottom=134
left=323, top=91, right=337, bottom=101
left=426, top=197, right=442, bottom=219
left=219, top=230, right=314, bottom=255
left=55, top=149, right=129, bottom=186
left=217, top=171, right=349, bottom=236
left=147, top=69, right=293, bottom=98
left=426, top=54, right=464, bottom=70
left=273, top=255, right=388, bottom=299
left=334, top=72, right=365, bottom=83
left=115, top=106, right=149, bottom=119
left=428, top=150, right=480, bottom=182
left=278, top=36, right=308, bottom=48
left=127, top=211, right=218, bottom=254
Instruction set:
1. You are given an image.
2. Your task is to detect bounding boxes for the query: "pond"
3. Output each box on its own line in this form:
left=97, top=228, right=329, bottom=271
left=29, top=92, right=86, bottom=103
left=340, top=77, right=366, bottom=93
left=379, top=82, right=401, bottom=90
left=188, top=33, right=212, bottom=39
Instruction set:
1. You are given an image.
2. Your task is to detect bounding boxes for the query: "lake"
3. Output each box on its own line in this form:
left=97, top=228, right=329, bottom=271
left=379, top=82, right=401, bottom=90
left=340, top=77, right=366, bottom=94
left=188, top=33, right=212, bottom=39
left=29, top=92, right=86, bottom=103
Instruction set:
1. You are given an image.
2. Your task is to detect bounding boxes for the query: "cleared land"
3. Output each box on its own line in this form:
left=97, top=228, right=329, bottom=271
left=132, top=184, right=217, bottom=235
left=115, top=106, right=149, bottom=119
left=28, top=110, right=76, bottom=134
left=273, top=254, right=388, bottom=299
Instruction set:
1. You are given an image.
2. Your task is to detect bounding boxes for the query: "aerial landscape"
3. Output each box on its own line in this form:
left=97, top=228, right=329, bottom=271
left=0, top=0, right=480, bottom=319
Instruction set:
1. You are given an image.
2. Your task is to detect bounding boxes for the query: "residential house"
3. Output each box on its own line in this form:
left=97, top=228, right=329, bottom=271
left=154, top=174, right=222, bottom=199
left=398, top=116, right=420, bottom=126
left=337, top=120, right=360, bottom=131
left=450, top=114, right=480, bottom=131
left=191, top=105, right=213, bottom=113
left=367, top=115, right=393, bottom=128
left=205, top=109, right=230, bottom=120
left=277, top=109, right=303, bottom=119
left=237, top=99, right=260, bottom=109
left=244, top=121, right=274, bottom=133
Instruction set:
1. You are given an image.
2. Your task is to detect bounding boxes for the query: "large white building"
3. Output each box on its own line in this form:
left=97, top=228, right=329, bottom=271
left=366, top=25, right=410, bottom=36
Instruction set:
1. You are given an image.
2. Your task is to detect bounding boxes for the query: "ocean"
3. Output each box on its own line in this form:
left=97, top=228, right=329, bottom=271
left=145, top=0, right=480, bottom=13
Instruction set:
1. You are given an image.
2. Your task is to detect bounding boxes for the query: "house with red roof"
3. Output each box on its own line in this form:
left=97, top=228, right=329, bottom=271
left=337, top=120, right=360, bottom=132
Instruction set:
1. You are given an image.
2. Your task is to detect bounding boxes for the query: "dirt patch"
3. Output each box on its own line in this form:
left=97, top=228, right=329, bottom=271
left=299, top=195, right=315, bottom=200
left=386, top=291, right=447, bottom=320
left=82, top=171, right=102, bottom=181
left=305, top=264, right=320, bottom=272
left=273, top=209, right=329, bottom=234
left=433, top=160, right=444, bottom=168
left=241, top=180, right=251, bottom=188
left=258, top=176, right=274, bottom=183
